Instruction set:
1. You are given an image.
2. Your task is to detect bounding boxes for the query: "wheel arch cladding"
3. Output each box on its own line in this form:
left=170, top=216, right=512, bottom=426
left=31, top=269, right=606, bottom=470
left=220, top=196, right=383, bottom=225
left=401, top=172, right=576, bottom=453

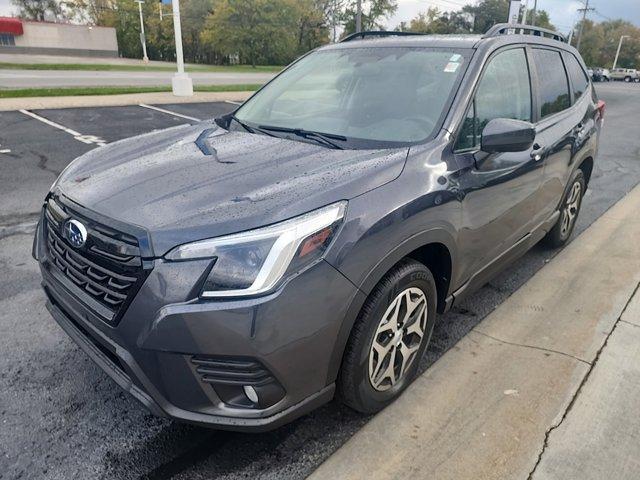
left=406, top=242, right=452, bottom=314
left=578, top=156, right=594, bottom=186
left=325, top=235, right=455, bottom=385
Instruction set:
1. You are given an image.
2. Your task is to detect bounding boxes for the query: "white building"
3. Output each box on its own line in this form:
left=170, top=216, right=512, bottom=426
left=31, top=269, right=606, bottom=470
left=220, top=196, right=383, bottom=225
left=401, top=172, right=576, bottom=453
left=0, top=17, right=118, bottom=58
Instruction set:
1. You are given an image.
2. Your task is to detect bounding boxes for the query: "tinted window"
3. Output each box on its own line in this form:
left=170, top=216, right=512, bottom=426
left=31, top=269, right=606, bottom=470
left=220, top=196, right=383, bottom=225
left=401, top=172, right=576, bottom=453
left=565, top=54, right=589, bottom=101
left=533, top=49, right=570, bottom=118
left=456, top=48, right=531, bottom=151
left=235, top=48, right=468, bottom=146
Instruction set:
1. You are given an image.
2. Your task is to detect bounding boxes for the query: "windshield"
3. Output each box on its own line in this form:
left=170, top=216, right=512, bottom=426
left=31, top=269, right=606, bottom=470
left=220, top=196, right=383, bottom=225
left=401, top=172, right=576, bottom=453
left=234, top=47, right=469, bottom=148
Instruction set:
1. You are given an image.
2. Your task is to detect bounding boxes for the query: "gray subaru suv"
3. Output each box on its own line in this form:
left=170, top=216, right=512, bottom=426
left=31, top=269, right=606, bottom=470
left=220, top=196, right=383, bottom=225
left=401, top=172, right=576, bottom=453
left=33, top=25, right=604, bottom=431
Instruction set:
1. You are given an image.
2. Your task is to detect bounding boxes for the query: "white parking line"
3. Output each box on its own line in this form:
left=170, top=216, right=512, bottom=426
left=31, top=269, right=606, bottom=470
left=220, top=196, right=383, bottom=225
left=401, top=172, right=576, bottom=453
left=138, top=103, right=201, bottom=122
left=225, top=100, right=243, bottom=106
left=19, top=109, right=107, bottom=146
left=0, top=143, right=10, bottom=154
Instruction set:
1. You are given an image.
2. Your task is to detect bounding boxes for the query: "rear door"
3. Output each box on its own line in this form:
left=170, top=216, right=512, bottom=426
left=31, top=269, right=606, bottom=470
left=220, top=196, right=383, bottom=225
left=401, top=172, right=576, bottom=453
left=454, top=46, right=544, bottom=280
left=529, top=48, right=583, bottom=221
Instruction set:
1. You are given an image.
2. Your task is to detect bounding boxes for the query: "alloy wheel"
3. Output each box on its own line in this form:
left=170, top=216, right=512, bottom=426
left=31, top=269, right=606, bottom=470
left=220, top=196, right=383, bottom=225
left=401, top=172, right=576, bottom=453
left=368, top=287, right=428, bottom=391
left=560, top=181, right=582, bottom=238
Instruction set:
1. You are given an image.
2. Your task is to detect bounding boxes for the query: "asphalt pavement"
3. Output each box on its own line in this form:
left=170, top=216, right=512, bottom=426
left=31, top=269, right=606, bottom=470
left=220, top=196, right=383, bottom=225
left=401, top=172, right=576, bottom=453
left=1, top=82, right=639, bottom=480
left=0, top=69, right=275, bottom=88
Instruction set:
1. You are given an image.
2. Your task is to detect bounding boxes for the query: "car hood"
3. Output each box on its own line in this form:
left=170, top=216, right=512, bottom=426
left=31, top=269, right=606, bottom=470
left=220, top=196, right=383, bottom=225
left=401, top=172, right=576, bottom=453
left=55, top=122, right=408, bottom=256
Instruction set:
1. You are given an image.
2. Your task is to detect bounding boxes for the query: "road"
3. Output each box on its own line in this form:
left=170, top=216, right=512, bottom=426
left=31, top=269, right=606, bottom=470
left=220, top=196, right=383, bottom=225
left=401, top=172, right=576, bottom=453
left=0, top=69, right=275, bottom=88
left=0, top=82, right=639, bottom=480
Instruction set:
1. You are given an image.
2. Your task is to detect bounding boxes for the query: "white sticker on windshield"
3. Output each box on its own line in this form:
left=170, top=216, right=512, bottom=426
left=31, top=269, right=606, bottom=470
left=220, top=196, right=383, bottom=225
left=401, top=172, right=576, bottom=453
left=444, top=62, right=460, bottom=73
left=449, top=54, right=462, bottom=62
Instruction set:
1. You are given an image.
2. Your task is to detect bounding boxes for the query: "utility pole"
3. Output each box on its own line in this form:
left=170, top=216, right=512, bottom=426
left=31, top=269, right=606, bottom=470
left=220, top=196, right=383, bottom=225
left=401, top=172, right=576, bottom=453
left=530, top=0, right=537, bottom=25
left=135, top=0, right=149, bottom=63
left=576, top=0, right=595, bottom=52
left=332, top=0, right=336, bottom=42
left=170, top=0, right=193, bottom=96
left=612, top=35, right=629, bottom=70
left=356, top=0, right=362, bottom=33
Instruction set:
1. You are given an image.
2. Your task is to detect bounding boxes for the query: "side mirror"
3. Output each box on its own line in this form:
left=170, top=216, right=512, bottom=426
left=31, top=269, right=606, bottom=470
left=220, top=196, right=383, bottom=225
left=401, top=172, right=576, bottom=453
left=481, top=118, right=535, bottom=153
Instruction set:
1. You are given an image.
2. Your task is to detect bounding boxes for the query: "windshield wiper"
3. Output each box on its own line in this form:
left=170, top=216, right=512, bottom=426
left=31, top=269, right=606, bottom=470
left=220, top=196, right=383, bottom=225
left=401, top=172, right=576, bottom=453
left=257, top=125, right=346, bottom=150
left=230, top=116, right=277, bottom=138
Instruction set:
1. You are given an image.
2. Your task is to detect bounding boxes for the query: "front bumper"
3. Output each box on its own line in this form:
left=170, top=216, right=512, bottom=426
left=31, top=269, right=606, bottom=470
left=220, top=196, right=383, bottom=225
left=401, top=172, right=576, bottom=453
left=35, top=212, right=362, bottom=431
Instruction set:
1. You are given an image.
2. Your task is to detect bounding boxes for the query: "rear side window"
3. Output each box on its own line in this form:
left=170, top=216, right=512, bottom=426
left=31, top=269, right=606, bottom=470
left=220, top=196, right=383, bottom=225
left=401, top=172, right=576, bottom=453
left=565, top=54, right=589, bottom=101
left=456, top=48, right=531, bottom=151
left=532, top=49, right=570, bottom=118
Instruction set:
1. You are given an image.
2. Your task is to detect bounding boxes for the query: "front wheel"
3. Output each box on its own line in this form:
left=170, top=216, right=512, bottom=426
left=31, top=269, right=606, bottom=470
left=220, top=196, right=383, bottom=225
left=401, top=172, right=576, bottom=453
left=337, top=259, right=437, bottom=413
left=624, top=76, right=631, bottom=82
left=543, top=170, right=586, bottom=248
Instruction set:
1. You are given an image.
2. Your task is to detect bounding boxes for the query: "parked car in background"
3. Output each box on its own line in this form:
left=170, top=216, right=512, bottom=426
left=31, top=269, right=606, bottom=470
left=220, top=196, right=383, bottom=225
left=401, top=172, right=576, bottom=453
left=591, top=67, right=610, bottom=82
left=33, top=25, right=605, bottom=431
left=610, top=68, right=639, bottom=82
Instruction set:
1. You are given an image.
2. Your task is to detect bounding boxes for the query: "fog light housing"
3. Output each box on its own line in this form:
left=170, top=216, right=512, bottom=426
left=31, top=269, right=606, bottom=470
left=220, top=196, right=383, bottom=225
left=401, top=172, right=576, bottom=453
left=243, top=385, right=259, bottom=403
left=191, top=355, right=285, bottom=409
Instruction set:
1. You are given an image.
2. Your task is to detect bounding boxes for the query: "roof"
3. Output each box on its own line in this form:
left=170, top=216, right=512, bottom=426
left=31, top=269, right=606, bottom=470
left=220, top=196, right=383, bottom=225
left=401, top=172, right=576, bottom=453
left=0, top=17, right=23, bottom=36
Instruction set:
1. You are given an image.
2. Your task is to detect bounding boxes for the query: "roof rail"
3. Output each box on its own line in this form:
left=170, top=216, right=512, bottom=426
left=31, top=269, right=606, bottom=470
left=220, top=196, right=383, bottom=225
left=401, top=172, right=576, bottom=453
left=483, top=23, right=567, bottom=43
left=340, top=30, right=424, bottom=42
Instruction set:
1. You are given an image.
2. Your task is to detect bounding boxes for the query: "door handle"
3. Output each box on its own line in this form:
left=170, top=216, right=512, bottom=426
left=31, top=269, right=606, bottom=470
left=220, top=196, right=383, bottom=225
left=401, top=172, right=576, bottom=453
left=531, top=143, right=545, bottom=162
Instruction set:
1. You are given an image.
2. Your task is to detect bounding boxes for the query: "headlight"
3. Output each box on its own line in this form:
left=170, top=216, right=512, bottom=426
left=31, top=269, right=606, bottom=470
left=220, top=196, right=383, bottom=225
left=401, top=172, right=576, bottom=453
left=165, top=202, right=347, bottom=297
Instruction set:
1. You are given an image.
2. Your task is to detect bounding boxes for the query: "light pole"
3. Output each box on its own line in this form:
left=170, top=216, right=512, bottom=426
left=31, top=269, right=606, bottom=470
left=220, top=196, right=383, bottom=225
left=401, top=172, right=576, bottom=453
left=135, top=0, right=149, bottom=63
left=170, top=0, right=193, bottom=96
left=612, top=35, right=629, bottom=70
left=521, top=0, right=529, bottom=25
left=356, top=0, right=362, bottom=33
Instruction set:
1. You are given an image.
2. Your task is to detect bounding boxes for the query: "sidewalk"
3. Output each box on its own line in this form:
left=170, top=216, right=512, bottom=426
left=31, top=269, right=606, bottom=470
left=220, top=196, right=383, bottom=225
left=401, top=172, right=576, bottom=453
left=311, top=184, right=640, bottom=480
left=0, top=90, right=254, bottom=111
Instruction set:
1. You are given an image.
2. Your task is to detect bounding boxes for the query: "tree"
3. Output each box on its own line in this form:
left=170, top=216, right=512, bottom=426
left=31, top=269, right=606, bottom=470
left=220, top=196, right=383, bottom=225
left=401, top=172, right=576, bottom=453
left=396, top=7, right=472, bottom=34
left=462, top=0, right=508, bottom=34
left=398, top=0, right=554, bottom=36
left=526, top=9, right=554, bottom=30
left=12, top=0, right=64, bottom=21
left=341, top=0, right=397, bottom=36
left=573, top=19, right=640, bottom=68
left=200, top=0, right=328, bottom=67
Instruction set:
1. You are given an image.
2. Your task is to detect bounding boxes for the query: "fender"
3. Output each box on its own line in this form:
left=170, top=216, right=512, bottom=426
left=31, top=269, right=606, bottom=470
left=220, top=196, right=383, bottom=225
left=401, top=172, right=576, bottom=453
left=325, top=227, right=458, bottom=385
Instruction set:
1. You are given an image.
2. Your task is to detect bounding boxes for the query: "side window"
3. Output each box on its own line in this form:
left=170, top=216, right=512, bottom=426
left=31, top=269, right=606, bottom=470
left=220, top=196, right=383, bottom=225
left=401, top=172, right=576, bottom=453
left=532, top=49, right=570, bottom=118
left=565, top=53, right=589, bottom=101
left=456, top=48, right=531, bottom=151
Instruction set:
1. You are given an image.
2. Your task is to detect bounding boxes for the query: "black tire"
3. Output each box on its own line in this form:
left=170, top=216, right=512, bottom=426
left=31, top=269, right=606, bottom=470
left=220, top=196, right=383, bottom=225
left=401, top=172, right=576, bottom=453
left=543, top=169, right=586, bottom=248
left=337, top=258, right=437, bottom=413
left=624, top=76, right=631, bottom=82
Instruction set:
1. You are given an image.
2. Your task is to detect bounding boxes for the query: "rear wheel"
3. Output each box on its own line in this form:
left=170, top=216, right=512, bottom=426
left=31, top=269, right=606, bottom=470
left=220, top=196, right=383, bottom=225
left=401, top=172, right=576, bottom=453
left=543, top=169, right=585, bottom=248
left=338, top=259, right=437, bottom=413
left=624, top=76, right=631, bottom=82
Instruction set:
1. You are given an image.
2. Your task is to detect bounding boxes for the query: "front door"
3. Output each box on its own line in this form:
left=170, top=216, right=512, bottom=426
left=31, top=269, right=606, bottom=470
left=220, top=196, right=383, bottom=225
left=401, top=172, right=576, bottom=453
left=453, top=46, right=545, bottom=282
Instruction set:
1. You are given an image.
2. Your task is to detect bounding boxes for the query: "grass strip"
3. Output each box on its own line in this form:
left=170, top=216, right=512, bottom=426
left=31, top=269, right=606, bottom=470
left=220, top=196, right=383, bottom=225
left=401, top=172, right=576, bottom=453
left=0, top=62, right=281, bottom=73
left=0, top=84, right=262, bottom=98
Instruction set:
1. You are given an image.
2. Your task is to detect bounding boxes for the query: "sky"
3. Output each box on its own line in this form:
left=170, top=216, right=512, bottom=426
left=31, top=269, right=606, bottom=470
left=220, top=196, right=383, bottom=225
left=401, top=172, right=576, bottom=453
left=0, top=0, right=638, bottom=35
left=386, top=0, right=640, bottom=34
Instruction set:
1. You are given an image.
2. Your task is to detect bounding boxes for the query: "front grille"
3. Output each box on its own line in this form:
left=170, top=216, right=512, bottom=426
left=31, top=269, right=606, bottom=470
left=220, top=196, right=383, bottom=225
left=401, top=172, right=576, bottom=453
left=43, top=196, right=149, bottom=325
left=191, top=355, right=275, bottom=387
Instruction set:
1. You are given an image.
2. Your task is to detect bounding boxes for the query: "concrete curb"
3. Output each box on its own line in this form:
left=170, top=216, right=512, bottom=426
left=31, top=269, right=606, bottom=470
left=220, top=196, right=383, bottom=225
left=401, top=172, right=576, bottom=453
left=0, top=91, right=254, bottom=111
left=310, top=184, right=640, bottom=480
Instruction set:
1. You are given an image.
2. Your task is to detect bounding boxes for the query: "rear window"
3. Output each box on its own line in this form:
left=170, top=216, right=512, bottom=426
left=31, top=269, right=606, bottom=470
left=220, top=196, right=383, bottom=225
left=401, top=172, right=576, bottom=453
left=565, top=53, right=589, bottom=101
left=532, top=49, right=570, bottom=118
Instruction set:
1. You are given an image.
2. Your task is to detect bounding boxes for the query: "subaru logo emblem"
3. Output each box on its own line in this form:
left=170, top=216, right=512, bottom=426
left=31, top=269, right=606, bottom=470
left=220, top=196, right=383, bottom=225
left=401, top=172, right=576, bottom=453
left=64, top=219, right=88, bottom=248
